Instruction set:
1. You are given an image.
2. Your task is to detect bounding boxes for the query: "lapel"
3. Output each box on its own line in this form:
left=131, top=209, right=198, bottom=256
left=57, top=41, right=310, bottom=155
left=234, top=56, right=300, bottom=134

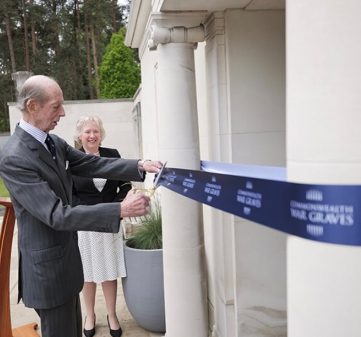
left=15, top=127, right=70, bottom=203
left=98, top=147, right=110, bottom=191
left=51, top=136, right=71, bottom=200
left=80, top=146, right=110, bottom=193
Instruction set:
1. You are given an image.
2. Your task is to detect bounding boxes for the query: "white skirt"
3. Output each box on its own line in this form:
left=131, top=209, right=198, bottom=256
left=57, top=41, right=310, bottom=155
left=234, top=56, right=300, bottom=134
left=78, top=230, right=126, bottom=283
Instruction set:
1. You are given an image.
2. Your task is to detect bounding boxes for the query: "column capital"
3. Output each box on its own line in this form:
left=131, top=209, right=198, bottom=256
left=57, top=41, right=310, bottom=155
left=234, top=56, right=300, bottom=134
left=145, top=12, right=207, bottom=50
left=204, top=12, right=225, bottom=40
left=148, top=25, right=205, bottom=50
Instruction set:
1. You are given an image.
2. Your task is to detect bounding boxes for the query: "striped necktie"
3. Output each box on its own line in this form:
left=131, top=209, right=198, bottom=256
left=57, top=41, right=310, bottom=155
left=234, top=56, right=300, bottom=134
left=45, top=135, right=56, bottom=160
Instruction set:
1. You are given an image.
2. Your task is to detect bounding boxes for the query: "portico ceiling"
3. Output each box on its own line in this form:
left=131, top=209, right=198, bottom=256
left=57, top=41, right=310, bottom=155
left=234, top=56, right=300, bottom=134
left=125, top=0, right=285, bottom=48
left=159, top=0, right=285, bottom=11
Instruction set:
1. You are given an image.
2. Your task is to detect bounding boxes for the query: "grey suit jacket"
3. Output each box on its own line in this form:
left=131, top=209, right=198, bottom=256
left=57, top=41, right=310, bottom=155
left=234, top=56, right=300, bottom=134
left=0, top=126, right=141, bottom=309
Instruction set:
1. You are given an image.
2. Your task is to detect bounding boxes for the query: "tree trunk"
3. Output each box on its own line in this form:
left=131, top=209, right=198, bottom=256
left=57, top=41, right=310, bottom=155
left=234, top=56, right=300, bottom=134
left=21, top=0, right=30, bottom=70
left=4, top=13, right=16, bottom=73
left=51, top=1, right=60, bottom=58
left=73, top=0, right=82, bottom=98
left=90, top=24, right=100, bottom=98
left=75, top=0, right=81, bottom=32
left=112, top=0, right=117, bottom=32
left=31, top=20, right=37, bottom=55
left=29, top=0, right=37, bottom=55
left=84, top=21, right=94, bottom=99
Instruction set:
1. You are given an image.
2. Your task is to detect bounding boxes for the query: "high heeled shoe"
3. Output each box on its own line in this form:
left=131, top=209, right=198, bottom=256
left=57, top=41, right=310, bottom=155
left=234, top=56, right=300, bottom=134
left=83, top=315, right=96, bottom=337
left=107, top=315, right=122, bottom=337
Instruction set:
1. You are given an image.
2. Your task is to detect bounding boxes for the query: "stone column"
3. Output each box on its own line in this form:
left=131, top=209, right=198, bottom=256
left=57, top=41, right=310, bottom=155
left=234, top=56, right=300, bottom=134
left=204, top=10, right=286, bottom=337
left=148, top=18, right=208, bottom=337
left=287, top=1, right=361, bottom=336
left=203, top=13, right=237, bottom=337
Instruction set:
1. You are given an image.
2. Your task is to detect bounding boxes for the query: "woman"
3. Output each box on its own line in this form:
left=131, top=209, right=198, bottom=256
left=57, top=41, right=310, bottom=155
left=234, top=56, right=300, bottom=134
left=72, top=116, right=131, bottom=337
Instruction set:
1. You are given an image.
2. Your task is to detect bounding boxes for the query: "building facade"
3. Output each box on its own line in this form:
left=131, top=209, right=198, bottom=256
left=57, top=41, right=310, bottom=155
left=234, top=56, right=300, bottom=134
left=125, top=1, right=361, bottom=337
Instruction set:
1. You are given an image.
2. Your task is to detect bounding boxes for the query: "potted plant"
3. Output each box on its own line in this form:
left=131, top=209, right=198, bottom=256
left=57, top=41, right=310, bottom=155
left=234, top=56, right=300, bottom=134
left=122, top=199, right=166, bottom=333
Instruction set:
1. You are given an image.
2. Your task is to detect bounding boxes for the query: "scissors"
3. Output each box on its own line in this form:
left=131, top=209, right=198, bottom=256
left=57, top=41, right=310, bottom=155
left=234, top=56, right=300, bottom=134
left=133, top=161, right=167, bottom=197
left=153, top=161, right=167, bottom=189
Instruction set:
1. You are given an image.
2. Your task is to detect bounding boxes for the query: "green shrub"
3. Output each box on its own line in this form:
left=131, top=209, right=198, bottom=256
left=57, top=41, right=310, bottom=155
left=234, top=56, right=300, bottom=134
left=99, top=27, right=141, bottom=98
left=126, top=201, right=162, bottom=250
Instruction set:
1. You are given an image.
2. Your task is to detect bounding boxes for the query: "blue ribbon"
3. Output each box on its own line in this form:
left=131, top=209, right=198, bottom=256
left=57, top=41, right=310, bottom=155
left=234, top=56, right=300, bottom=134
left=158, top=161, right=361, bottom=246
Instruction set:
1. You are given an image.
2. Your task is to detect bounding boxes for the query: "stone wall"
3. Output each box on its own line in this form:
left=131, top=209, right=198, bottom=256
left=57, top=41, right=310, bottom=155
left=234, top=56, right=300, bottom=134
left=7, top=99, right=140, bottom=160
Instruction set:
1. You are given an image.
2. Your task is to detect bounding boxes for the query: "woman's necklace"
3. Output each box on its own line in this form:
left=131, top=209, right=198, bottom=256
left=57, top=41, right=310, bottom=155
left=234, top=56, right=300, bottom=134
left=86, top=150, right=100, bottom=156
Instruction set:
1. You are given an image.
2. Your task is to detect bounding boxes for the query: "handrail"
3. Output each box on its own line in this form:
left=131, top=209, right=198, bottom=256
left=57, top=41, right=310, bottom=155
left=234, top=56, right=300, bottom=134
left=0, top=197, right=39, bottom=337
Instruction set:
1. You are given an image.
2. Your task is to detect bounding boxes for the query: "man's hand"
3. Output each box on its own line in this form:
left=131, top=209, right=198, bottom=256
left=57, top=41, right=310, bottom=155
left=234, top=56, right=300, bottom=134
left=120, top=189, right=151, bottom=218
left=138, top=160, right=163, bottom=173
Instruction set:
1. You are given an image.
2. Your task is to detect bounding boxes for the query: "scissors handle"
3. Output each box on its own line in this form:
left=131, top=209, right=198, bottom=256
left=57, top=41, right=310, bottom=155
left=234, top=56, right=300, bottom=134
left=132, top=187, right=156, bottom=198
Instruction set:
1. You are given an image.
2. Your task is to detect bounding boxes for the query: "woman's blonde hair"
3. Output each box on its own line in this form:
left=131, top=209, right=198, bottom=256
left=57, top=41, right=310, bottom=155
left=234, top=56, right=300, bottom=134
left=74, top=116, right=106, bottom=149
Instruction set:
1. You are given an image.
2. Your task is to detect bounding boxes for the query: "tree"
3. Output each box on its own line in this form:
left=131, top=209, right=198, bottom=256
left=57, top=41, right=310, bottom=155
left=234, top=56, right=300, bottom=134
left=20, top=0, right=30, bottom=70
left=99, top=27, right=140, bottom=98
left=0, top=0, right=130, bottom=132
left=0, top=0, right=18, bottom=73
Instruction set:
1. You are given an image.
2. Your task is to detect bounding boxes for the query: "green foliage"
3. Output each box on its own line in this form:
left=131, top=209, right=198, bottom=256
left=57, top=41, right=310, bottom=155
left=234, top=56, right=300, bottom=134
left=99, top=27, right=140, bottom=98
left=126, top=201, right=162, bottom=250
left=0, top=177, right=9, bottom=197
left=0, top=0, right=130, bottom=132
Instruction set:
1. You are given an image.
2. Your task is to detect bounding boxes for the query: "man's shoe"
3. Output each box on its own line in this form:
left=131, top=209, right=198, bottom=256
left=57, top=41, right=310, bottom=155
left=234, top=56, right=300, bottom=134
left=107, top=315, right=122, bottom=337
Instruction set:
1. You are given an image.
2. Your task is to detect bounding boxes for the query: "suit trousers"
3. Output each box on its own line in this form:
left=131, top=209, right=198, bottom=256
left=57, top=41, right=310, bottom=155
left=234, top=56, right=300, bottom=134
left=35, top=295, right=82, bottom=337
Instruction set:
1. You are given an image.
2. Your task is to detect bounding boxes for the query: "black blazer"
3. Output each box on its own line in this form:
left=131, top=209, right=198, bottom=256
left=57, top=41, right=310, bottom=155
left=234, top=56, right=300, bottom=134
left=72, top=147, right=132, bottom=206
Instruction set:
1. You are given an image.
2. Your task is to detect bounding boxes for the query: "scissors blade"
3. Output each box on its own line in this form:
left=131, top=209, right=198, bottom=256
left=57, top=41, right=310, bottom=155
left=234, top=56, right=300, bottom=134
left=153, top=161, right=167, bottom=189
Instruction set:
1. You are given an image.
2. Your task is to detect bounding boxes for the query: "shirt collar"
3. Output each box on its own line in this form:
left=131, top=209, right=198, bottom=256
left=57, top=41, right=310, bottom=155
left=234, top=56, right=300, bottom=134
left=19, top=119, right=48, bottom=144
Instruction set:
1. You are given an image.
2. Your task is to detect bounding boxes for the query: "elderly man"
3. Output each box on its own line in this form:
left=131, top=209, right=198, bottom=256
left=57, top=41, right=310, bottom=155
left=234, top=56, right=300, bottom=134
left=0, top=75, right=161, bottom=337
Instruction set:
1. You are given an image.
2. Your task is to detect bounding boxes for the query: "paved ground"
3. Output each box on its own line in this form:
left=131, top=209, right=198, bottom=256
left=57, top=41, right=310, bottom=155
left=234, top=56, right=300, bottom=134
left=8, top=223, right=164, bottom=337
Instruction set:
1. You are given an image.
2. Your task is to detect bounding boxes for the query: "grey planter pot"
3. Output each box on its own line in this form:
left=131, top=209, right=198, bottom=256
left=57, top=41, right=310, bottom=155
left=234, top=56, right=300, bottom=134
left=122, top=243, right=166, bottom=333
